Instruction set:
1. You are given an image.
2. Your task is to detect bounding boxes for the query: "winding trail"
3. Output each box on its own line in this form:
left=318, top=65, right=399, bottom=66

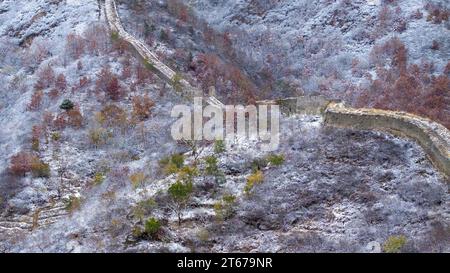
left=105, top=0, right=179, bottom=85
left=104, top=0, right=224, bottom=108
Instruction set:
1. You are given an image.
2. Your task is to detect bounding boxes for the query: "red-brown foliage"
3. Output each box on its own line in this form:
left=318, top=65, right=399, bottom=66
left=79, top=76, right=90, bottom=88
left=135, top=62, right=154, bottom=85
left=168, top=0, right=190, bottom=23
left=83, top=23, right=110, bottom=56
left=53, top=113, right=67, bottom=130
left=55, top=73, right=67, bottom=91
left=95, top=67, right=112, bottom=91
left=192, top=53, right=256, bottom=103
left=9, top=151, right=36, bottom=176
left=66, top=33, right=85, bottom=60
left=95, top=67, right=122, bottom=100
left=411, top=9, right=423, bottom=20
left=393, top=42, right=407, bottom=72
left=32, top=125, right=43, bottom=141
left=425, top=3, right=450, bottom=24
left=69, top=76, right=90, bottom=94
left=202, top=26, right=215, bottom=45
left=67, top=107, right=83, bottom=128
left=50, top=106, right=83, bottom=129
left=132, top=95, right=155, bottom=121
left=394, top=19, right=407, bottom=33
left=42, top=111, right=54, bottom=127
left=370, top=37, right=407, bottom=71
left=121, top=59, right=132, bottom=80
left=48, top=88, right=59, bottom=100
left=431, top=40, right=440, bottom=50
left=112, top=38, right=129, bottom=55
left=35, top=65, right=55, bottom=90
left=31, top=124, right=44, bottom=151
left=445, top=61, right=450, bottom=76
left=25, top=39, right=51, bottom=67
left=122, top=66, right=132, bottom=80
left=378, top=6, right=392, bottom=29
left=418, top=75, right=450, bottom=127
left=99, top=104, right=128, bottom=129
left=106, top=76, right=121, bottom=101
left=28, top=90, right=44, bottom=111
left=358, top=39, right=450, bottom=128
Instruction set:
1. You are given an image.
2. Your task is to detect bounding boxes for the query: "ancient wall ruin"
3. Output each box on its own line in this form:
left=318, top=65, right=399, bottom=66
left=105, top=0, right=449, bottom=180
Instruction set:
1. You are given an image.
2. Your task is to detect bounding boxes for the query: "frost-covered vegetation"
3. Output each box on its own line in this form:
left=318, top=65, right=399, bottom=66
left=120, top=0, right=449, bottom=127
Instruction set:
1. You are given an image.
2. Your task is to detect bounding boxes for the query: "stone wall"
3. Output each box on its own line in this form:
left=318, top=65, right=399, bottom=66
left=269, top=96, right=449, bottom=180
left=257, top=95, right=332, bottom=115
left=105, top=0, right=449, bottom=180
left=323, top=102, right=450, bottom=180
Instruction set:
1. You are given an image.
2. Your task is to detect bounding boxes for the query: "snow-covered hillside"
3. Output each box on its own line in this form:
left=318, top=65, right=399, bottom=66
left=181, top=0, right=450, bottom=126
left=188, top=0, right=449, bottom=88
left=0, top=0, right=448, bottom=253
